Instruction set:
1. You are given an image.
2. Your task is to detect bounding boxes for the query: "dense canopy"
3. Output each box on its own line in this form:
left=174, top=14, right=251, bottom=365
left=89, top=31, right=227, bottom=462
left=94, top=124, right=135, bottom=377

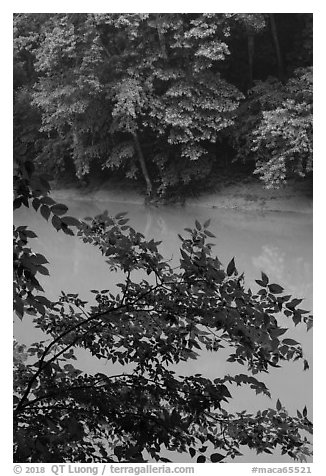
left=14, top=13, right=312, bottom=196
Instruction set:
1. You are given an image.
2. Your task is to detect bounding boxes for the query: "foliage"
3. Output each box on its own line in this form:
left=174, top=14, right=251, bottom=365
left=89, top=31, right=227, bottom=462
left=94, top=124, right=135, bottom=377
left=13, top=13, right=312, bottom=194
left=252, top=67, right=312, bottom=187
left=231, top=67, right=312, bottom=187
left=13, top=164, right=313, bottom=463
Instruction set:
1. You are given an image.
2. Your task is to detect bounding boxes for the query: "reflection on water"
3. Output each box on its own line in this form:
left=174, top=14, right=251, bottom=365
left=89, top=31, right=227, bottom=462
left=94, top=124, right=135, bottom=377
left=253, top=244, right=312, bottom=302
left=14, top=196, right=313, bottom=462
left=253, top=244, right=286, bottom=282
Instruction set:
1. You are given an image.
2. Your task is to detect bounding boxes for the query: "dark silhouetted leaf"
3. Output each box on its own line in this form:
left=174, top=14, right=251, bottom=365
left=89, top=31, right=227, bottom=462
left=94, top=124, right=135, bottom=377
left=286, top=299, right=303, bottom=309
left=261, top=272, right=269, bottom=286
left=40, top=205, right=50, bottom=221
left=227, top=257, right=236, bottom=276
left=32, top=198, right=41, bottom=211
left=269, top=283, right=284, bottom=294
left=52, top=215, right=62, bottom=231
left=211, top=453, right=225, bottom=463
left=189, top=447, right=196, bottom=458
left=23, top=230, right=37, bottom=238
left=13, top=198, right=22, bottom=210
left=41, top=196, right=56, bottom=206
left=37, top=265, right=49, bottom=276
left=14, top=297, right=24, bottom=320
left=282, top=338, right=299, bottom=346
left=115, top=212, right=128, bottom=219
left=199, top=446, right=208, bottom=453
left=51, top=204, right=68, bottom=216
left=61, top=216, right=81, bottom=227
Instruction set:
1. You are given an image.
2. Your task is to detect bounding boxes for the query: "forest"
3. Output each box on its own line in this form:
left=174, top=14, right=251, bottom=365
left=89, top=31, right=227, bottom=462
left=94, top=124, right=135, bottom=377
left=13, top=13, right=313, bottom=465
left=14, top=13, right=312, bottom=197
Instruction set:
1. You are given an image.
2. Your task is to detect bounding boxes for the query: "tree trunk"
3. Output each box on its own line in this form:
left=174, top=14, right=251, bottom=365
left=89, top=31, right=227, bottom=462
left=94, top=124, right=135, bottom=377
left=269, top=14, right=284, bottom=82
left=247, top=31, right=255, bottom=89
left=133, top=132, right=153, bottom=196
left=156, top=14, right=168, bottom=60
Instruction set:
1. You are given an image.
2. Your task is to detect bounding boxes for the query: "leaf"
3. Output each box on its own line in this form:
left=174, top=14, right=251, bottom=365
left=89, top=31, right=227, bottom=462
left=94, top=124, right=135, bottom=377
left=286, top=298, right=303, bottom=309
left=195, top=220, right=201, bottom=231
left=14, top=297, right=24, bottom=320
left=52, top=215, right=62, bottom=231
left=271, top=327, right=288, bottom=337
left=41, top=196, right=56, bottom=206
left=227, top=257, right=236, bottom=276
left=61, top=216, right=81, bottom=227
left=32, top=301, right=45, bottom=315
left=34, top=295, right=51, bottom=306
left=189, top=448, right=196, bottom=458
left=204, top=230, right=216, bottom=238
left=276, top=399, right=282, bottom=411
left=62, top=226, right=74, bottom=236
left=13, top=197, right=22, bottom=210
left=37, top=265, right=49, bottom=276
left=51, top=204, right=68, bottom=216
left=303, top=406, right=307, bottom=417
left=196, top=455, right=206, bottom=463
left=31, top=254, right=49, bottom=265
left=261, top=272, right=269, bottom=286
left=282, top=338, right=300, bottom=346
left=211, top=453, right=225, bottom=463
left=115, top=212, right=128, bottom=219
left=268, top=283, right=284, bottom=294
left=32, top=198, right=41, bottom=211
left=40, top=205, right=50, bottom=221
left=199, top=445, right=208, bottom=453
left=23, top=230, right=37, bottom=238
left=203, top=218, right=211, bottom=228
left=13, top=395, right=20, bottom=405
left=21, top=196, right=29, bottom=208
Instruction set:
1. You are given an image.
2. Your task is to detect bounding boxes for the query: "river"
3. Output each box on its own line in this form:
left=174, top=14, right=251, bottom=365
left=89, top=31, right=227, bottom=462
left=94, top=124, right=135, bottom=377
left=14, top=190, right=313, bottom=463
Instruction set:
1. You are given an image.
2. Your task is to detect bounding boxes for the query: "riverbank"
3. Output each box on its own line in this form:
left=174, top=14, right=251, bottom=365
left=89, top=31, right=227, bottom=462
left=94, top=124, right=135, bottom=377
left=187, top=178, right=313, bottom=213
left=51, top=177, right=312, bottom=214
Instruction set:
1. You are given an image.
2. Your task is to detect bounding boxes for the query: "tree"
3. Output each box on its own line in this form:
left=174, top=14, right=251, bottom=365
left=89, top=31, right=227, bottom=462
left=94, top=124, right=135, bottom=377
left=13, top=14, right=244, bottom=195
left=251, top=67, right=312, bottom=187
left=14, top=162, right=313, bottom=463
left=230, top=66, right=312, bottom=187
left=13, top=13, right=313, bottom=194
